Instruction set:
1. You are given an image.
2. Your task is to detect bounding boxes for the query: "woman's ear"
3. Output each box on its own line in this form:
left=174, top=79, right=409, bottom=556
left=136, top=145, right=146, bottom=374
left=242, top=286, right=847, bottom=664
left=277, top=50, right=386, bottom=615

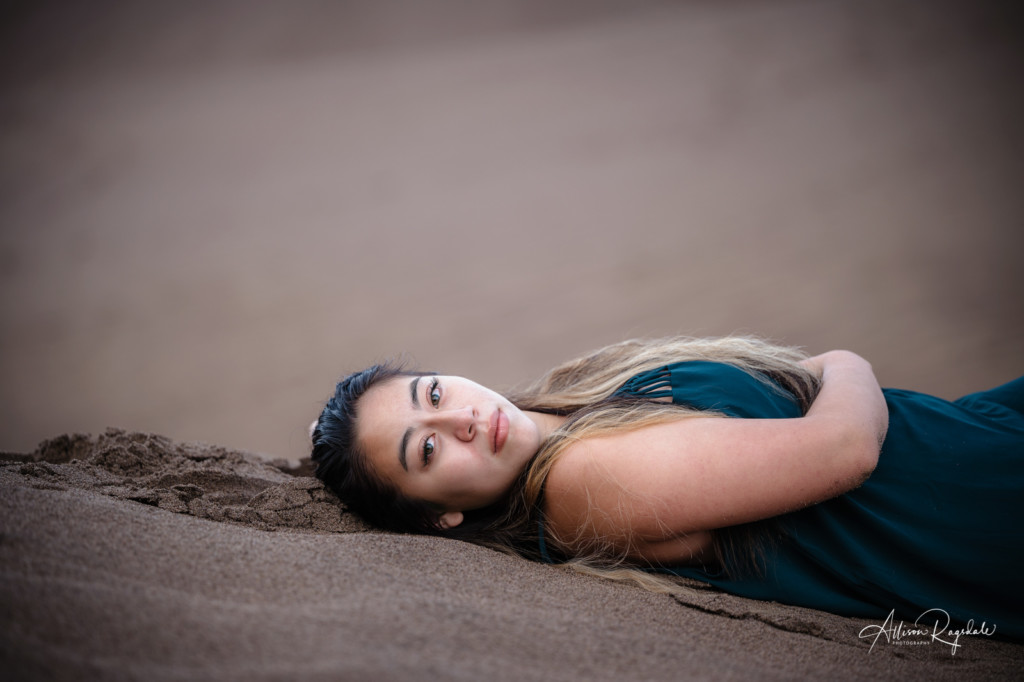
left=438, top=510, right=464, bottom=529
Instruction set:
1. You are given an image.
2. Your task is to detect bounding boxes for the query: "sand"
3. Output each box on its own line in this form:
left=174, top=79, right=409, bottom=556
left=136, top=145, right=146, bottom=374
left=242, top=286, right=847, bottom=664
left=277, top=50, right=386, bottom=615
left=2, top=430, right=1022, bottom=681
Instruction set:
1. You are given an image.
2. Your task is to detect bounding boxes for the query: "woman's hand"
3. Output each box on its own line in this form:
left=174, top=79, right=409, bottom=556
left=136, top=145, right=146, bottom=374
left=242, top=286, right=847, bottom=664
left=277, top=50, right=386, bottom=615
left=799, top=352, right=828, bottom=377
left=800, top=349, right=859, bottom=376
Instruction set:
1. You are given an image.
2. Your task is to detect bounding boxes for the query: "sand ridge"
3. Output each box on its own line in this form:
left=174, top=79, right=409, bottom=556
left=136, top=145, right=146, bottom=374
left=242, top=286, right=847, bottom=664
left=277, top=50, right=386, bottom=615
left=4, top=429, right=362, bottom=534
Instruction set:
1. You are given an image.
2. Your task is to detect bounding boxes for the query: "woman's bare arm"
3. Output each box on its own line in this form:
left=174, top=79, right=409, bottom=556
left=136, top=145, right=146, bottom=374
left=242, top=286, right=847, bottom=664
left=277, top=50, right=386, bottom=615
left=799, top=349, right=888, bottom=451
left=544, top=350, right=888, bottom=552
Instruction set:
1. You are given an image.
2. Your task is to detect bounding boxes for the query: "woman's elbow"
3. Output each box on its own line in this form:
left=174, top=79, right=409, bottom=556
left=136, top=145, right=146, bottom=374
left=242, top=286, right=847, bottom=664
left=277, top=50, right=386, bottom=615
left=830, top=439, right=878, bottom=496
left=851, top=431, right=881, bottom=483
left=828, top=419, right=881, bottom=486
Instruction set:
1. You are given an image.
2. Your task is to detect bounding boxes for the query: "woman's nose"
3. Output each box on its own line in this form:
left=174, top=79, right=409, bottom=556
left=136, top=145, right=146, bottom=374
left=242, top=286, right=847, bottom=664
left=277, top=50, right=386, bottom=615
left=435, top=406, right=476, bottom=441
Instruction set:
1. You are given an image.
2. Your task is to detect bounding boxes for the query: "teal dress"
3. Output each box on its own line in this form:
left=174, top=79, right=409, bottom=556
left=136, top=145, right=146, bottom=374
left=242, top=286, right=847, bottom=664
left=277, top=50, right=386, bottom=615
left=543, top=361, right=1024, bottom=639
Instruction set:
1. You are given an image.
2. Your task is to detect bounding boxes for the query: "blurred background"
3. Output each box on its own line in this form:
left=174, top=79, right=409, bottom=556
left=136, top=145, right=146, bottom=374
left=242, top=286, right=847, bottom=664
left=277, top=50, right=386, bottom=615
left=1, top=0, right=1022, bottom=460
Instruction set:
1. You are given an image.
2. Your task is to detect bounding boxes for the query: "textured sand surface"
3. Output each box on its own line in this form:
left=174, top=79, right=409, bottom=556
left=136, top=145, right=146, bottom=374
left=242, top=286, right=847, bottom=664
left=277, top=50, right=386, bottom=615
left=3, top=431, right=1022, bottom=681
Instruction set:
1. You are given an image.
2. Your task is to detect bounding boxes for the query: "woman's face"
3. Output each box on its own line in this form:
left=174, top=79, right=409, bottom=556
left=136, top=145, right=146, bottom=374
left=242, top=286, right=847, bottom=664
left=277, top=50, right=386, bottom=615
left=357, top=374, right=545, bottom=527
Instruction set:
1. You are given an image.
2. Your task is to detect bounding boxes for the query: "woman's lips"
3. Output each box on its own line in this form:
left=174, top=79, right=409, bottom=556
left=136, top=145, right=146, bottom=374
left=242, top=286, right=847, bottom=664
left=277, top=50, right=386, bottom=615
left=491, top=409, right=509, bottom=454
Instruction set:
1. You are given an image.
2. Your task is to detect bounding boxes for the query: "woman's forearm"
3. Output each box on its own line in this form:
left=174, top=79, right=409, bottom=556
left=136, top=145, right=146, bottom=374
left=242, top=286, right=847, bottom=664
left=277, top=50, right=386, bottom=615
left=801, top=350, right=888, bottom=469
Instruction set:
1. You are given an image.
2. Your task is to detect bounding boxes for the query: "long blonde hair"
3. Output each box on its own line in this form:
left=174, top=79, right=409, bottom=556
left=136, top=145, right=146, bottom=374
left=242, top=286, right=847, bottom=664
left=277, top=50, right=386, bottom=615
left=509, top=336, right=817, bottom=415
left=448, top=336, right=820, bottom=583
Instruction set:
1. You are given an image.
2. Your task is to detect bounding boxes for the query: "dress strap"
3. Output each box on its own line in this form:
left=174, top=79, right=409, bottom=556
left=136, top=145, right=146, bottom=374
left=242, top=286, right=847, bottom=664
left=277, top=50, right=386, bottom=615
left=615, top=365, right=672, bottom=400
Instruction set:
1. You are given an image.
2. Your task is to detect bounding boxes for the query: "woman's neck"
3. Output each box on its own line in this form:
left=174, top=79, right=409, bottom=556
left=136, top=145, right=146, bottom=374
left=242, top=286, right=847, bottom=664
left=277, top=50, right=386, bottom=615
left=525, top=410, right=568, bottom=442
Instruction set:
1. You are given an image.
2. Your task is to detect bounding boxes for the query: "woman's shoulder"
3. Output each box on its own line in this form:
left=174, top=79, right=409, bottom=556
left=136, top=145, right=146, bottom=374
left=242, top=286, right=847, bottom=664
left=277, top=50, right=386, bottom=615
left=543, top=436, right=716, bottom=563
left=541, top=426, right=703, bottom=542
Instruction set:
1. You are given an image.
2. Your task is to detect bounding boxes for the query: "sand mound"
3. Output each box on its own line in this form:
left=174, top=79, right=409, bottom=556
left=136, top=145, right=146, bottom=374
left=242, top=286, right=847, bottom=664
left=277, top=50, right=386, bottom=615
left=6, top=429, right=365, bottom=534
left=2, top=430, right=1021, bottom=680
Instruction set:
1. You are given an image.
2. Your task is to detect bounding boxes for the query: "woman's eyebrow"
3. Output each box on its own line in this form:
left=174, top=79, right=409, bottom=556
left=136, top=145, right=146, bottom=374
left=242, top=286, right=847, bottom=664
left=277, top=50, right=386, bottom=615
left=399, top=376, right=423, bottom=471
left=399, top=428, right=412, bottom=472
left=409, top=376, right=421, bottom=408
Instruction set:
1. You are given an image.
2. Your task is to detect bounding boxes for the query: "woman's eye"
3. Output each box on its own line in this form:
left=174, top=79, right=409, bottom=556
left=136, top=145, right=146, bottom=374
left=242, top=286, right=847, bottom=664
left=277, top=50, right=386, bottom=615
left=429, top=379, right=441, bottom=407
left=422, top=436, right=435, bottom=465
